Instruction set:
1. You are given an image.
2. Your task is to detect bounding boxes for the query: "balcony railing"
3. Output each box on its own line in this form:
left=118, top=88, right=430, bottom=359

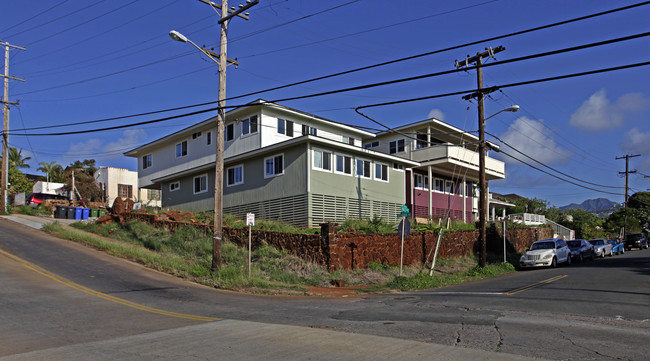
left=411, top=143, right=505, bottom=179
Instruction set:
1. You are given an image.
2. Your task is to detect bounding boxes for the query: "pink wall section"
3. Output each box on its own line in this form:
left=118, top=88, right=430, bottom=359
left=411, top=188, right=473, bottom=221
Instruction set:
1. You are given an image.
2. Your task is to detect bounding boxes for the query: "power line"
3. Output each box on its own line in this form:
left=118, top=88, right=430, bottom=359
left=0, top=0, right=70, bottom=35
left=486, top=131, right=624, bottom=189
left=498, top=150, right=624, bottom=196
left=9, top=59, right=650, bottom=137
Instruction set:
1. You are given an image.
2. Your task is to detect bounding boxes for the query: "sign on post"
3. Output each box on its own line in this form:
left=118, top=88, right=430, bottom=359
left=246, top=213, right=255, bottom=279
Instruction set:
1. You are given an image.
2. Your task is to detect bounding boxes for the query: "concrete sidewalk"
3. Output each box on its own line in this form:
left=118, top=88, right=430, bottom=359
left=0, top=319, right=547, bottom=361
left=1, top=213, right=82, bottom=230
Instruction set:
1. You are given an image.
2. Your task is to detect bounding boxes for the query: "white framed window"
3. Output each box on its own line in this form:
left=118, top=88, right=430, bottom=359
left=375, top=162, right=388, bottom=182
left=434, top=179, right=444, bottom=192
left=356, top=159, right=371, bottom=178
left=389, top=139, right=405, bottom=154
left=147, top=189, right=161, bottom=201
left=342, top=136, right=355, bottom=145
left=364, top=141, right=379, bottom=149
left=207, top=131, right=212, bottom=145
left=445, top=180, right=455, bottom=194
left=142, top=154, right=152, bottom=169
left=118, top=184, right=133, bottom=198
left=175, top=141, right=187, bottom=158
left=313, top=149, right=332, bottom=172
left=335, top=154, right=352, bottom=175
left=169, top=181, right=180, bottom=192
left=225, top=124, right=234, bottom=141
left=277, top=118, right=294, bottom=137
left=242, top=115, right=258, bottom=136
left=414, top=174, right=429, bottom=189
left=265, top=154, right=284, bottom=178
left=226, top=165, right=244, bottom=186
left=192, top=131, right=202, bottom=139
left=193, top=174, right=208, bottom=194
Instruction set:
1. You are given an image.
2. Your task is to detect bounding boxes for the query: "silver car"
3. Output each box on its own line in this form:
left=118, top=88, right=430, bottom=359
left=520, top=238, right=571, bottom=268
left=588, top=239, right=613, bottom=258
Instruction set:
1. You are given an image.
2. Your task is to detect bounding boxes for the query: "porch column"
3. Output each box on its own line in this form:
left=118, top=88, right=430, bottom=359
left=462, top=177, right=467, bottom=223
left=428, top=165, right=433, bottom=219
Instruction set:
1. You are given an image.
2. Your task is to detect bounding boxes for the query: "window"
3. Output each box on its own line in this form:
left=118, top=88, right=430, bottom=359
left=335, top=154, right=352, bottom=175
left=435, top=179, right=444, bottom=192
left=356, top=159, right=371, bottom=178
left=277, top=119, right=294, bottom=136
left=393, top=163, right=404, bottom=170
left=265, top=154, right=284, bottom=177
left=445, top=180, right=454, bottom=194
left=313, top=149, right=331, bottom=171
left=414, top=174, right=428, bottom=189
left=170, top=181, right=180, bottom=192
left=416, top=132, right=428, bottom=149
left=342, top=136, right=355, bottom=145
left=193, top=174, right=208, bottom=194
left=207, top=131, right=212, bottom=145
left=192, top=131, right=202, bottom=139
left=364, top=141, right=379, bottom=149
left=225, top=124, right=234, bottom=141
left=302, top=124, right=317, bottom=136
left=466, top=182, right=475, bottom=197
left=142, top=154, right=152, bottom=169
left=375, top=163, right=388, bottom=181
left=389, top=139, right=405, bottom=154
left=147, top=189, right=161, bottom=201
left=227, top=165, right=244, bottom=186
left=175, top=141, right=187, bottom=158
left=242, top=115, right=258, bottom=135
left=117, top=184, right=133, bottom=198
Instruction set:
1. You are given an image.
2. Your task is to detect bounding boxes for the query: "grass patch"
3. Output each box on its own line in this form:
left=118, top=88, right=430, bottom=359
left=45, top=219, right=517, bottom=295
left=15, top=205, right=51, bottom=216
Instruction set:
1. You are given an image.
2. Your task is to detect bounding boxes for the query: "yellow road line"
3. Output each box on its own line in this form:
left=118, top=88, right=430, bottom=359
left=0, top=248, right=221, bottom=322
left=504, top=274, right=568, bottom=295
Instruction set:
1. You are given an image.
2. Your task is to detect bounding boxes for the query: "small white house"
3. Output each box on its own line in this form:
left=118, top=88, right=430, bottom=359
left=94, top=167, right=161, bottom=207
left=33, top=181, right=67, bottom=195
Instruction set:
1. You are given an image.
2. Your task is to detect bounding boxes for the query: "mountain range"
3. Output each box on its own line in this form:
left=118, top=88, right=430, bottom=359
left=560, top=198, right=622, bottom=217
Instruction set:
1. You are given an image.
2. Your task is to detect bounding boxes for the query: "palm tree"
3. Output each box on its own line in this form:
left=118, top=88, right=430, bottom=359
left=37, top=161, right=60, bottom=184
left=8, top=147, right=31, bottom=169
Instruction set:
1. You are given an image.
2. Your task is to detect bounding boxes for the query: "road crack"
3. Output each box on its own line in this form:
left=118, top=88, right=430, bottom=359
left=557, top=327, right=630, bottom=361
left=493, top=320, right=503, bottom=353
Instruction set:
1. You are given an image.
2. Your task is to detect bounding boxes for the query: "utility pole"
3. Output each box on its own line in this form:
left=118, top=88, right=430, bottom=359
left=197, top=0, right=258, bottom=270
left=1, top=40, right=25, bottom=214
left=616, top=154, right=639, bottom=208
left=455, top=46, right=505, bottom=268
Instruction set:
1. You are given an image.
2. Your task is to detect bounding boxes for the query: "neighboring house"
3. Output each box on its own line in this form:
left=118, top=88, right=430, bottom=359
left=125, top=100, right=418, bottom=227
left=508, top=213, right=575, bottom=240
left=33, top=181, right=67, bottom=195
left=94, top=167, right=161, bottom=207
left=365, top=118, right=505, bottom=223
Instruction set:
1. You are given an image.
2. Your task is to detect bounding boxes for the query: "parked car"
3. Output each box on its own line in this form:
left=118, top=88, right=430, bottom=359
left=25, top=193, right=69, bottom=207
left=588, top=239, right=613, bottom=258
left=607, top=239, right=625, bottom=255
left=624, top=233, right=648, bottom=250
left=520, top=238, right=571, bottom=268
left=566, top=239, right=595, bottom=262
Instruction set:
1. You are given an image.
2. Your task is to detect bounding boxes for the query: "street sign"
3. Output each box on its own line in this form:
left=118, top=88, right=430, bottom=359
left=398, top=211, right=411, bottom=218
left=397, top=218, right=411, bottom=238
left=246, top=212, right=255, bottom=226
left=400, top=205, right=409, bottom=212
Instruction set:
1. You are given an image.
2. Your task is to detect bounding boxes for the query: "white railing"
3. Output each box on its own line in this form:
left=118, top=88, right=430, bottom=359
left=411, top=144, right=505, bottom=178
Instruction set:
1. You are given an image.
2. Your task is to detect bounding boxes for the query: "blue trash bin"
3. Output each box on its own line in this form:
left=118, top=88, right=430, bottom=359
left=82, top=208, right=90, bottom=220
left=74, top=207, right=83, bottom=220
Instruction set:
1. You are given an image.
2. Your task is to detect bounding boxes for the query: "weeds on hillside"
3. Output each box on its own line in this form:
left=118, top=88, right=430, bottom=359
left=339, top=215, right=395, bottom=234
left=15, top=205, right=51, bottom=216
left=48, top=220, right=516, bottom=294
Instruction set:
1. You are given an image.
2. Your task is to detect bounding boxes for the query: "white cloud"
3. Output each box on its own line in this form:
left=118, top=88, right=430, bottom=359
left=621, top=128, right=650, bottom=173
left=427, top=108, right=445, bottom=121
left=104, top=129, right=146, bottom=154
left=63, top=129, right=145, bottom=167
left=498, top=116, right=572, bottom=166
left=569, top=89, right=650, bottom=132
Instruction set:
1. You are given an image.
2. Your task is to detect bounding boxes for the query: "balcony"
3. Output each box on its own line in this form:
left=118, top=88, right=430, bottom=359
left=410, top=143, right=505, bottom=180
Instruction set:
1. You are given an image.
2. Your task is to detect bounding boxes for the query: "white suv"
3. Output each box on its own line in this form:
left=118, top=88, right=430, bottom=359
left=519, top=238, right=571, bottom=268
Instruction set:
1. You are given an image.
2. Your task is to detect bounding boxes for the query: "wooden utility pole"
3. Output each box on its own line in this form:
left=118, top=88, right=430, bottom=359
left=1, top=41, right=25, bottom=213
left=197, top=0, right=258, bottom=269
left=616, top=154, right=640, bottom=208
left=455, top=46, right=504, bottom=267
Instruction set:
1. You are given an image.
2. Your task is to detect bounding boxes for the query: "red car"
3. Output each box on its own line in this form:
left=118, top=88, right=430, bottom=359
left=25, top=193, right=69, bottom=207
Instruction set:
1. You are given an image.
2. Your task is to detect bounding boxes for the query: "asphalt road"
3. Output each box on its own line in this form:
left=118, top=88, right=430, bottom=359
left=0, top=216, right=648, bottom=360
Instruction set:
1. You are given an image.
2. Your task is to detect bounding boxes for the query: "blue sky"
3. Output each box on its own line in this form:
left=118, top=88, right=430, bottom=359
left=2, top=0, right=649, bottom=207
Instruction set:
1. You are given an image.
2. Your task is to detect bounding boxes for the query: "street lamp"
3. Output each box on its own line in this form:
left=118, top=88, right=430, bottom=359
left=169, top=29, right=226, bottom=270
left=478, top=104, right=519, bottom=267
